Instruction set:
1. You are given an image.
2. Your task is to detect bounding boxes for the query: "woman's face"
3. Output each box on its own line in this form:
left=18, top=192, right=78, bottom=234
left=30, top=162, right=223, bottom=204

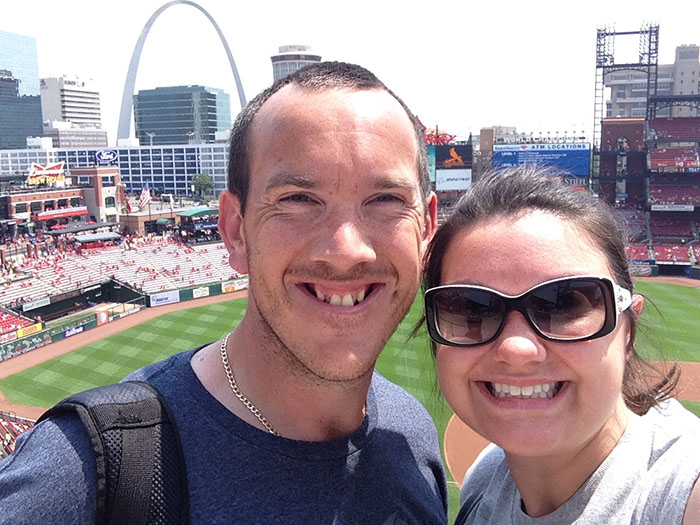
left=435, top=210, right=636, bottom=460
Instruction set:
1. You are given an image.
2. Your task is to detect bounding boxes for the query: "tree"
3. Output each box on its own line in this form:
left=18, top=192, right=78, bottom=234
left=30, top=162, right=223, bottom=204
left=192, top=173, right=214, bottom=197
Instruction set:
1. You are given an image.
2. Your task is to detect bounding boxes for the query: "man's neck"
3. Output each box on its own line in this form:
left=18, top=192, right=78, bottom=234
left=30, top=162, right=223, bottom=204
left=190, top=321, right=372, bottom=441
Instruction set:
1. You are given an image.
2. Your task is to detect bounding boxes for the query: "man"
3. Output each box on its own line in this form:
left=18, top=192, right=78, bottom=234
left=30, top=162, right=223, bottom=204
left=0, top=62, right=447, bottom=523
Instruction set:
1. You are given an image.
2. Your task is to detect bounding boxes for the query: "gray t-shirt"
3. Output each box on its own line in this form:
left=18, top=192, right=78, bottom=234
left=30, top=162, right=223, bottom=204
left=0, top=349, right=448, bottom=524
left=457, top=399, right=700, bottom=524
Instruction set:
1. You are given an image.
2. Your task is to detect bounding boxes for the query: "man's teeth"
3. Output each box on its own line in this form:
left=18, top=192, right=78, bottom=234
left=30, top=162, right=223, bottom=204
left=315, top=288, right=368, bottom=307
left=490, top=382, right=560, bottom=399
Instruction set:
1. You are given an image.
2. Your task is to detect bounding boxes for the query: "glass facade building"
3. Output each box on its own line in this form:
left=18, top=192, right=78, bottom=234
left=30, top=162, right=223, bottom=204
left=133, top=85, right=232, bottom=146
left=0, top=143, right=229, bottom=196
left=0, top=31, right=43, bottom=149
left=271, top=45, right=322, bottom=82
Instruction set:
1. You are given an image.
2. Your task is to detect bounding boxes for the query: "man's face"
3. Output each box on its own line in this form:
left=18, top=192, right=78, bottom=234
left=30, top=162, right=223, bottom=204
left=220, top=85, right=436, bottom=383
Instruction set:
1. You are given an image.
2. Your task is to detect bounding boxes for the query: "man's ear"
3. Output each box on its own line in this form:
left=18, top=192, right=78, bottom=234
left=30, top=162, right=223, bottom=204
left=422, top=192, right=438, bottom=250
left=218, top=190, right=248, bottom=274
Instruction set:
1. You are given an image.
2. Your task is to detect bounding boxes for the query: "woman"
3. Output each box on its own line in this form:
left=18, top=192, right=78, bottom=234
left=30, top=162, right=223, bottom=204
left=423, top=166, right=700, bottom=524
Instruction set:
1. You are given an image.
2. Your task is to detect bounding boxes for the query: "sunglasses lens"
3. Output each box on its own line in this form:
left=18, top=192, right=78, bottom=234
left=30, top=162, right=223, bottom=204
left=526, top=280, right=607, bottom=340
left=432, top=288, right=505, bottom=345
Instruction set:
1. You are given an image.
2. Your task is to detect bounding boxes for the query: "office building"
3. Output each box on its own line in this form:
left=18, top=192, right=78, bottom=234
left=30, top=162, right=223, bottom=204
left=1, top=142, right=229, bottom=197
left=40, top=76, right=102, bottom=128
left=271, top=45, right=321, bottom=82
left=605, top=45, right=700, bottom=118
left=133, top=85, right=231, bottom=146
left=42, top=120, right=108, bottom=148
left=0, top=31, right=43, bottom=149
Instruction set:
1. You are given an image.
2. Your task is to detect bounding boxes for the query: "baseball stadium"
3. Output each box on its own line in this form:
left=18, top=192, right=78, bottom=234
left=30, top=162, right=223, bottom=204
left=1, top=22, right=700, bottom=523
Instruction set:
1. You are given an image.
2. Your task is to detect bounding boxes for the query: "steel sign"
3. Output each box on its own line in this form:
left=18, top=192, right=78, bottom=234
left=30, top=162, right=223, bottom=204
left=96, top=150, right=119, bottom=163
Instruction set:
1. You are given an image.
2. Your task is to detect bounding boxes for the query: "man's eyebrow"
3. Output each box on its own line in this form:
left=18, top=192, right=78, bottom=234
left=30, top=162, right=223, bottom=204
left=373, top=176, right=419, bottom=191
left=263, top=173, right=316, bottom=192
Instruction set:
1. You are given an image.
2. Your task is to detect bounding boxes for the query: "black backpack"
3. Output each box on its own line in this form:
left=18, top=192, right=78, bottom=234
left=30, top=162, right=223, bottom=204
left=37, top=381, right=189, bottom=524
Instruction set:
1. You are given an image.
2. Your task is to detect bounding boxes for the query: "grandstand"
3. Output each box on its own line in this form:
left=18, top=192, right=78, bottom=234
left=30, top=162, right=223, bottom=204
left=648, top=117, right=700, bottom=141
left=0, top=414, right=33, bottom=459
left=0, top=310, right=33, bottom=335
left=599, top=115, right=700, bottom=274
left=0, top=238, right=242, bottom=309
left=626, top=245, right=651, bottom=261
left=646, top=117, right=700, bottom=273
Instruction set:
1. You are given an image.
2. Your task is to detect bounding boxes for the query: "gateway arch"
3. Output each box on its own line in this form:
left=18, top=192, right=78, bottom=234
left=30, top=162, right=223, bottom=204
left=117, top=0, right=247, bottom=141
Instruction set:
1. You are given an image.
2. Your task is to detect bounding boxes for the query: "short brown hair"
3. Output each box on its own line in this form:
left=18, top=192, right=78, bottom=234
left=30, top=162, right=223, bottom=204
left=227, top=61, right=430, bottom=214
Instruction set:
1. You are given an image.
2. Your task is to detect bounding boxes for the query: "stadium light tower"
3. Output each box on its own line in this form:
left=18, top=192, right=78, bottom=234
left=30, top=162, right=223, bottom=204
left=593, top=24, right=659, bottom=185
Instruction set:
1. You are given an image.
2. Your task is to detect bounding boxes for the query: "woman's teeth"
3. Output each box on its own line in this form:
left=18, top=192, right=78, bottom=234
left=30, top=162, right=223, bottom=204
left=489, top=382, right=561, bottom=399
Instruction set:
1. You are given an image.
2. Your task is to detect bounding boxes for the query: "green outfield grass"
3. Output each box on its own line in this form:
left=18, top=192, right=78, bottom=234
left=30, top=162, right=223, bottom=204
left=0, top=280, right=698, bottom=521
left=682, top=401, right=700, bottom=418
left=633, top=281, right=700, bottom=362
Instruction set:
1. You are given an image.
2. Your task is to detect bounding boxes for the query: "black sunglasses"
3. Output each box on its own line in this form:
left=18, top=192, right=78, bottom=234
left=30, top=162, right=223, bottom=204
left=424, top=276, right=632, bottom=347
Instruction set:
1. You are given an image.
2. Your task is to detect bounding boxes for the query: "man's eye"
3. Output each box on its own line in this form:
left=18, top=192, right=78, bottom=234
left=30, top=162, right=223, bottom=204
left=280, top=194, right=312, bottom=203
left=372, top=194, right=404, bottom=204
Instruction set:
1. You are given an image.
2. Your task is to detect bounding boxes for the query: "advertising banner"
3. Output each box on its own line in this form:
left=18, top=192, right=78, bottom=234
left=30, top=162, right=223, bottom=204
left=222, top=278, right=249, bottom=293
left=427, top=146, right=436, bottom=183
left=150, top=290, right=180, bottom=307
left=22, top=297, right=51, bottom=312
left=96, top=310, right=110, bottom=326
left=0, top=331, right=17, bottom=344
left=27, top=162, right=65, bottom=185
left=629, top=265, right=653, bottom=277
left=64, top=325, right=86, bottom=338
left=493, top=143, right=591, bottom=176
left=193, top=221, right=218, bottom=231
left=562, top=176, right=588, bottom=190
left=436, top=169, right=472, bottom=191
left=0, top=331, right=52, bottom=361
left=192, top=287, right=210, bottom=299
left=650, top=204, right=694, bottom=212
left=17, top=323, right=43, bottom=339
left=435, top=145, right=472, bottom=170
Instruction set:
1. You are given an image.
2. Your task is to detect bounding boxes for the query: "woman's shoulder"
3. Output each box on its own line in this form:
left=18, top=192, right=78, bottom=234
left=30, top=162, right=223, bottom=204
left=457, top=444, right=512, bottom=523
left=604, top=398, right=700, bottom=523
left=640, top=399, right=700, bottom=457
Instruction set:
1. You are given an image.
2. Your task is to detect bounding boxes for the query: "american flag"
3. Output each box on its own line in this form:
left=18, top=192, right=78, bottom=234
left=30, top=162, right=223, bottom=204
left=138, top=187, right=152, bottom=210
left=118, top=183, right=131, bottom=213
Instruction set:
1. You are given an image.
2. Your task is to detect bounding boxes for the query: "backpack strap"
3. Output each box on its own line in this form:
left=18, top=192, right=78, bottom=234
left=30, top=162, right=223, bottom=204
left=38, top=381, right=189, bottom=524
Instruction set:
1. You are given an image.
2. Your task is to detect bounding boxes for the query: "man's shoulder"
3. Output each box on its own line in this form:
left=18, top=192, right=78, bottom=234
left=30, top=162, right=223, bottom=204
left=371, top=371, right=428, bottom=410
left=123, top=346, right=201, bottom=385
left=370, top=371, right=438, bottom=435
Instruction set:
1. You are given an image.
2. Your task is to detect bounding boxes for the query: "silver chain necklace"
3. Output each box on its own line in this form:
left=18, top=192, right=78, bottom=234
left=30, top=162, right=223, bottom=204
left=219, top=332, right=281, bottom=436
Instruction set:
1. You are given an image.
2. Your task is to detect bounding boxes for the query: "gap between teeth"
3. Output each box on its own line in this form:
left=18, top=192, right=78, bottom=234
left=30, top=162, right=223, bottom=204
left=315, top=289, right=366, bottom=307
left=490, top=382, right=559, bottom=399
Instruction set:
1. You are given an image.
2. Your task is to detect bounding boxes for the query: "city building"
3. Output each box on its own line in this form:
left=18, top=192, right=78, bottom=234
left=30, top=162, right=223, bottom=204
left=270, top=45, right=321, bottom=82
left=605, top=45, right=700, bottom=118
left=41, top=121, right=108, bottom=148
left=40, top=76, right=102, bottom=128
left=0, top=31, right=43, bottom=149
left=1, top=142, right=230, bottom=198
left=0, top=163, right=122, bottom=236
left=133, top=85, right=231, bottom=146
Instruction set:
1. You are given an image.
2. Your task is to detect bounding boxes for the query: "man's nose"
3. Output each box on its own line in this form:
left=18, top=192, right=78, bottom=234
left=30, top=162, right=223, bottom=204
left=309, top=215, right=376, bottom=271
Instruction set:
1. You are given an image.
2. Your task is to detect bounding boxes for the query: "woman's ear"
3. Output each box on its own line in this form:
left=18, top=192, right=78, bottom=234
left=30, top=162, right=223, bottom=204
left=218, top=190, right=248, bottom=274
left=631, top=294, right=644, bottom=320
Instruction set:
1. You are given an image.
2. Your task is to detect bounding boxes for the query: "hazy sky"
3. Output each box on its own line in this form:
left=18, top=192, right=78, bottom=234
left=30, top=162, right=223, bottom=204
left=3, top=0, right=699, bottom=145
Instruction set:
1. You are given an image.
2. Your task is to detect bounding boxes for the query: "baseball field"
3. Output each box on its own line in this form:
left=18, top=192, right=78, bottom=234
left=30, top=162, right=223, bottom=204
left=0, top=279, right=698, bottom=520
